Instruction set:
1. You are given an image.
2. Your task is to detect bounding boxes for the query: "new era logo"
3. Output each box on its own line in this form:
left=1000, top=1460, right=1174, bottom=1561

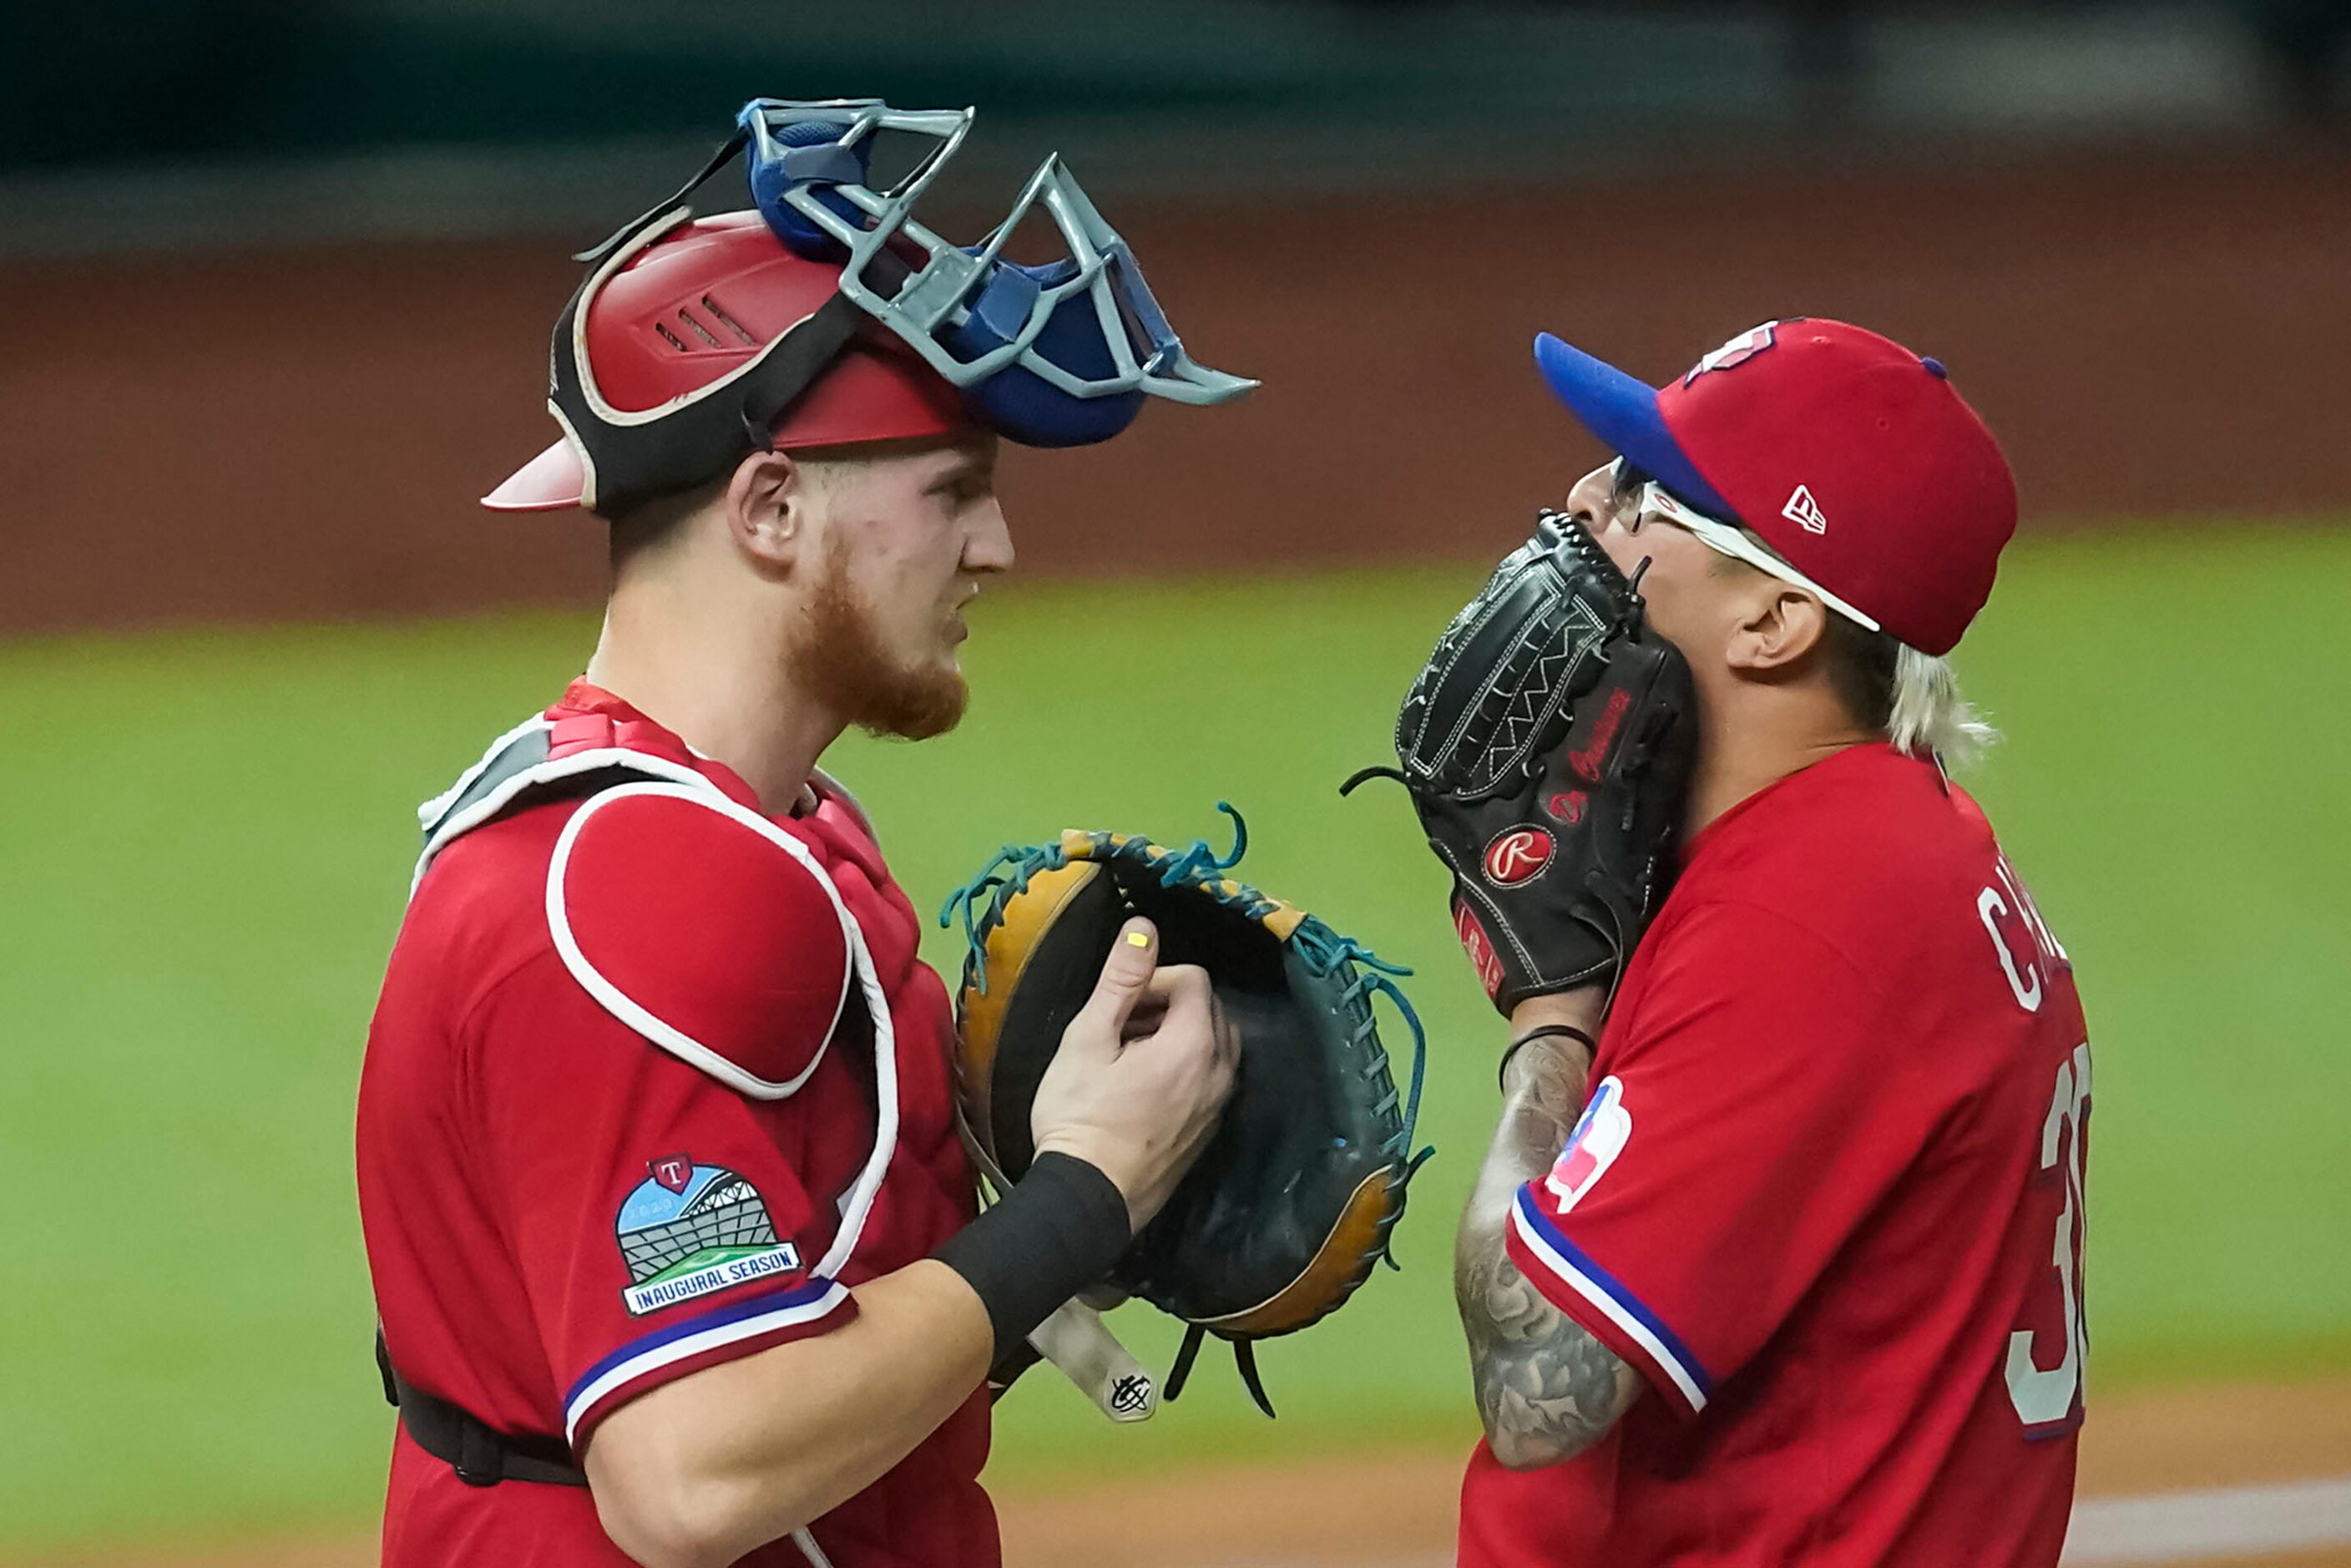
left=1782, top=484, right=1828, bottom=534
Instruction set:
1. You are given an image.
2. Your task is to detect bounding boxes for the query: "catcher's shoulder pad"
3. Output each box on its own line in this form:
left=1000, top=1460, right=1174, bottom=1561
left=550, top=783, right=855, bottom=1099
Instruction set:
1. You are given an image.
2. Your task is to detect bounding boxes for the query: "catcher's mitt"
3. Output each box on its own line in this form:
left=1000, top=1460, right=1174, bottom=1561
left=1344, top=511, right=1697, bottom=1014
left=939, top=807, right=1428, bottom=1415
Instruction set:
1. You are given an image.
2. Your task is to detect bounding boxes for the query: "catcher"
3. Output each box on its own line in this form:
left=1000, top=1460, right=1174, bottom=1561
left=358, top=100, right=1259, bottom=1568
left=1361, top=321, right=2089, bottom=1566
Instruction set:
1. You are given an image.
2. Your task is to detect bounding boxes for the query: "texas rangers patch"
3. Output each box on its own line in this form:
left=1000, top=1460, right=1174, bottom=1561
left=1682, top=321, right=1780, bottom=386
left=615, top=1158, right=801, bottom=1315
left=1543, top=1075, right=1632, bottom=1212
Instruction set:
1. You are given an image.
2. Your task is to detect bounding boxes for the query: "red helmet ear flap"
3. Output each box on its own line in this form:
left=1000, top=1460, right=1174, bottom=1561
left=549, top=211, right=867, bottom=518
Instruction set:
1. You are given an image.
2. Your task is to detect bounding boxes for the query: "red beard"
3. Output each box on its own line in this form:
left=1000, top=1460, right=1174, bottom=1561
left=794, top=546, right=969, bottom=741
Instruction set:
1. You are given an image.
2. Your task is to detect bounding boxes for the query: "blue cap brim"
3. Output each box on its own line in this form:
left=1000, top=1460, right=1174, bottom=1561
left=1533, top=332, right=1740, bottom=523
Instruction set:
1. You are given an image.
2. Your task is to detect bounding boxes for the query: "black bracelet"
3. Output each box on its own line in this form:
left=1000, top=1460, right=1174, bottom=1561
left=932, top=1152, right=1131, bottom=1363
left=1499, top=1023, right=1600, bottom=1089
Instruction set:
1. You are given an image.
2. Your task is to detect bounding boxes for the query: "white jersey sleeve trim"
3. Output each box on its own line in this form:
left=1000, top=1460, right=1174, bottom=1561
left=1509, top=1188, right=1712, bottom=1415
left=562, top=1277, right=852, bottom=1444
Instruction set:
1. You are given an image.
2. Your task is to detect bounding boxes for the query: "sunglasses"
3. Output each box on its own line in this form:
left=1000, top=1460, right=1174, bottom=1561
left=1606, top=460, right=1881, bottom=634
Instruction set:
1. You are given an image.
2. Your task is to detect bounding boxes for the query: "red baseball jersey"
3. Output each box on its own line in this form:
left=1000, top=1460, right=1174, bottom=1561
left=357, top=682, right=992, bottom=1567
left=1465, top=742, right=2089, bottom=1568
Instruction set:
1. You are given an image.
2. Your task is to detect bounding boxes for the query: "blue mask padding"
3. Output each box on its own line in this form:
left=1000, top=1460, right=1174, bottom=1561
left=956, top=255, right=1048, bottom=349
left=947, top=259, right=1144, bottom=447
left=1105, top=243, right=1181, bottom=358
left=748, top=120, right=872, bottom=261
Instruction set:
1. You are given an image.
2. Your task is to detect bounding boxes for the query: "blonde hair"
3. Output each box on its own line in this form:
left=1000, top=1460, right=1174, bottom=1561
left=1887, top=643, right=1998, bottom=770
left=1640, top=479, right=2000, bottom=769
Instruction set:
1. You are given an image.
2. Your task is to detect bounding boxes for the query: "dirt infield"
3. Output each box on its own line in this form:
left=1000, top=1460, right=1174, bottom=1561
left=7, top=146, right=2348, bottom=636
left=15, top=1379, right=2351, bottom=1567
left=1006, top=1378, right=2351, bottom=1566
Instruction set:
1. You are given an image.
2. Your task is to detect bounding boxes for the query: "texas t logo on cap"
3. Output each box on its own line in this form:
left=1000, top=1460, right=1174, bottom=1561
left=1533, top=317, right=2018, bottom=655
left=1683, top=321, right=1779, bottom=386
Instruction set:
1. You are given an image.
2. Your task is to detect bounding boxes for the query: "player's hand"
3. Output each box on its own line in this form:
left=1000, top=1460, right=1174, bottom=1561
left=1030, top=918, right=1240, bottom=1231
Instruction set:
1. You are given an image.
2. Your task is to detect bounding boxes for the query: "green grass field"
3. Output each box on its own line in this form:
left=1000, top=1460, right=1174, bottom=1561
left=3, top=525, right=2347, bottom=1549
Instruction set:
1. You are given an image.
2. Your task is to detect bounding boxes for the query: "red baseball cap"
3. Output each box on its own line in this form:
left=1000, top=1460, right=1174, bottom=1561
left=483, top=212, right=971, bottom=512
left=1534, top=319, right=2016, bottom=655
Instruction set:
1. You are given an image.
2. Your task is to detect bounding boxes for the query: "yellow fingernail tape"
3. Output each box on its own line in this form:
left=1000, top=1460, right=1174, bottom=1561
left=1126, top=931, right=1151, bottom=947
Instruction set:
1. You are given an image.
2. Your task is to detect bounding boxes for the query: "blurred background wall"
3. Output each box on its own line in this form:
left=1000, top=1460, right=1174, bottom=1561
left=5, top=0, right=2348, bottom=634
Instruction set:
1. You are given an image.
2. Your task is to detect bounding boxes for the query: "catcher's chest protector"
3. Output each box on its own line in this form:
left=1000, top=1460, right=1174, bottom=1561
left=416, top=710, right=972, bottom=1281
left=385, top=706, right=990, bottom=1566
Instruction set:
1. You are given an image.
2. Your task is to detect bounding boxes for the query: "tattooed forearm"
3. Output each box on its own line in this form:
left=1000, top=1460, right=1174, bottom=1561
left=1457, top=1225, right=1646, bottom=1469
left=1454, top=1028, right=1645, bottom=1469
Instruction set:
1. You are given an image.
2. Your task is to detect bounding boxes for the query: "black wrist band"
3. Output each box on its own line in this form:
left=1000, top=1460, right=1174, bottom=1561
left=1499, top=1023, right=1600, bottom=1089
left=933, top=1152, right=1132, bottom=1363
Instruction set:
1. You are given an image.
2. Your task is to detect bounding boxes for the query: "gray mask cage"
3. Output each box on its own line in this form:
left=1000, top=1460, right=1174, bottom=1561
left=737, top=98, right=1256, bottom=443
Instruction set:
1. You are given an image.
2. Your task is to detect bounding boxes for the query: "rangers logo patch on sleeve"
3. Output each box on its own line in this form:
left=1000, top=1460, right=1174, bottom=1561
left=1543, top=1075, right=1632, bottom=1213
left=615, top=1157, right=801, bottom=1315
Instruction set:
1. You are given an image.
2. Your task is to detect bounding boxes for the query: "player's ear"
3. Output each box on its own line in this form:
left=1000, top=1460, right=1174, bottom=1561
left=725, top=449, right=812, bottom=576
left=1725, top=584, right=1831, bottom=675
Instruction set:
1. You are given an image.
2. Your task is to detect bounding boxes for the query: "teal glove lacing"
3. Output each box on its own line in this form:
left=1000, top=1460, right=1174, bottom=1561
left=938, top=802, right=1433, bottom=1213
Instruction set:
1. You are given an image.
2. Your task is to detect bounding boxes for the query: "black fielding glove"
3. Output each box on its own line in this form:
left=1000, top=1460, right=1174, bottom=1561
left=1347, top=512, right=1697, bottom=1014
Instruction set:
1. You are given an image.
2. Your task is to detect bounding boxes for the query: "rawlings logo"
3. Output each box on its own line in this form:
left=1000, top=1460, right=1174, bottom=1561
left=1567, top=687, right=1632, bottom=783
left=1682, top=321, right=1779, bottom=387
left=1484, top=828, right=1554, bottom=887
left=1454, top=903, right=1504, bottom=998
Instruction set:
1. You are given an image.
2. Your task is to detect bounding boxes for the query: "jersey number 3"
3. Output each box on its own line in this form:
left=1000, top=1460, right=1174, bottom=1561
left=2006, top=1041, right=2090, bottom=1434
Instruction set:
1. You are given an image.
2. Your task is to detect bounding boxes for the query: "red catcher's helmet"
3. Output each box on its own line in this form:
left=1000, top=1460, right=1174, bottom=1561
left=483, top=212, right=968, bottom=513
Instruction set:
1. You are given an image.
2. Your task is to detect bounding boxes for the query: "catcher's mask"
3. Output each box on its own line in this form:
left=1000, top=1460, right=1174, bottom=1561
left=485, top=98, right=1256, bottom=517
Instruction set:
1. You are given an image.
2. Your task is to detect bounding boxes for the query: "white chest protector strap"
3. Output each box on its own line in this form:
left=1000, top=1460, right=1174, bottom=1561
left=411, top=716, right=898, bottom=1282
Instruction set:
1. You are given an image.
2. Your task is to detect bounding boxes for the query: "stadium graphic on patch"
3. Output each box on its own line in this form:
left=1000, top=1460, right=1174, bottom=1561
left=614, top=1158, right=801, bottom=1316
